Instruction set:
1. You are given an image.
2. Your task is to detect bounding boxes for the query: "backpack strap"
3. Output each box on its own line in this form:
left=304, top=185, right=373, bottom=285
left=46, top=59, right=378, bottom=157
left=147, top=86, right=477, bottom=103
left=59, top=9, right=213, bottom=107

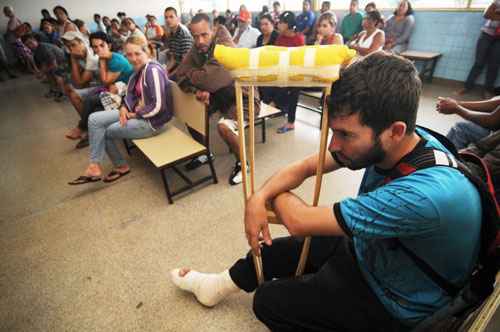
left=383, top=138, right=463, bottom=297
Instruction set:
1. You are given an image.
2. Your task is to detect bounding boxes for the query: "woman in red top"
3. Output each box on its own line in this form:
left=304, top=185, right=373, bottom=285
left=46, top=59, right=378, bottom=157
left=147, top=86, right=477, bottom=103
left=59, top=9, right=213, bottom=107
left=273, top=11, right=305, bottom=134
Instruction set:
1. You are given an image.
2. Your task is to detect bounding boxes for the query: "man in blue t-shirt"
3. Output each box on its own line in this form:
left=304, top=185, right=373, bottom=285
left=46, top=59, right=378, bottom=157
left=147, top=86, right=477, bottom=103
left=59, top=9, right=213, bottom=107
left=296, top=0, right=315, bottom=39
left=169, top=53, right=482, bottom=331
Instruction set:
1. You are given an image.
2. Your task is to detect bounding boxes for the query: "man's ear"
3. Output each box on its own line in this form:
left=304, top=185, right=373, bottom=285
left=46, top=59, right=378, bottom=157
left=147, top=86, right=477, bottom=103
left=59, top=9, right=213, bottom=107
left=388, top=121, right=407, bottom=142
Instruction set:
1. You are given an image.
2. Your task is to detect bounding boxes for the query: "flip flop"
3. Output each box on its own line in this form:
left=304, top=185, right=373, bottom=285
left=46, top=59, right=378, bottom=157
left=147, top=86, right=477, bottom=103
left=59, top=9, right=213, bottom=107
left=68, top=175, right=101, bottom=185
left=65, top=130, right=82, bottom=140
left=103, top=169, right=130, bottom=183
left=276, top=126, right=294, bottom=134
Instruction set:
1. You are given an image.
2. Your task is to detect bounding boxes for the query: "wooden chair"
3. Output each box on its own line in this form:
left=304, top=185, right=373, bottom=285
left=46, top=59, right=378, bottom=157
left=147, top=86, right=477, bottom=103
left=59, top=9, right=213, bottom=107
left=128, top=81, right=218, bottom=204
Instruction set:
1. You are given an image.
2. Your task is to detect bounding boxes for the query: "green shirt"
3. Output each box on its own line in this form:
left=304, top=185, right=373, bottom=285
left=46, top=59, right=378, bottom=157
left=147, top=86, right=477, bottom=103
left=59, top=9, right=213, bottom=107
left=340, top=11, right=363, bottom=42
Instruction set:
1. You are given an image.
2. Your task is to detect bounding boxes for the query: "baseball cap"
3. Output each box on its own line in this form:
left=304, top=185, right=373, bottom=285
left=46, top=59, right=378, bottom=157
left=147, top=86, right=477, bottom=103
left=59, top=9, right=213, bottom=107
left=238, top=9, right=251, bottom=22
left=61, top=31, right=86, bottom=43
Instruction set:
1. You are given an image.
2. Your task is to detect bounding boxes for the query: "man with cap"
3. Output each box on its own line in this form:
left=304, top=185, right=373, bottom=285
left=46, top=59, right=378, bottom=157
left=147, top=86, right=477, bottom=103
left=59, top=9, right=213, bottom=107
left=232, top=9, right=260, bottom=48
left=61, top=31, right=101, bottom=141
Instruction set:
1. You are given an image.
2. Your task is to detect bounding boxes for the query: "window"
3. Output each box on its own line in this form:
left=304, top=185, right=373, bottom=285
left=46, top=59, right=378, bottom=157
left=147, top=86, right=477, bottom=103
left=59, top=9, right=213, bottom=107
left=469, top=0, right=493, bottom=8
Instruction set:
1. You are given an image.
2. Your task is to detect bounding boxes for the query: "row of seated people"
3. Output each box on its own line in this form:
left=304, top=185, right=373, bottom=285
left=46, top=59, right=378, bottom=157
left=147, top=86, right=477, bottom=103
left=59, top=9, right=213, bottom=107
left=12, top=6, right=393, bottom=187
left=220, top=0, right=414, bottom=53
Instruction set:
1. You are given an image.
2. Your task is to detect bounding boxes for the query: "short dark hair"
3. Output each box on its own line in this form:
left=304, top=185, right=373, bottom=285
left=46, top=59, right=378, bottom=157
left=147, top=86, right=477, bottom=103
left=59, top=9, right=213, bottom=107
left=365, top=2, right=376, bottom=9
left=90, top=31, right=110, bottom=45
left=303, top=0, right=312, bottom=5
left=165, top=7, right=178, bottom=16
left=260, top=13, right=273, bottom=24
left=327, top=52, right=422, bottom=136
left=273, top=1, right=281, bottom=6
left=214, top=15, right=226, bottom=26
left=21, top=33, right=37, bottom=44
left=365, top=10, right=382, bottom=25
left=53, top=6, right=69, bottom=16
left=191, top=13, right=211, bottom=26
left=73, top=19, right=85, bottom=29
left=94, top=13, right=101, bottom=19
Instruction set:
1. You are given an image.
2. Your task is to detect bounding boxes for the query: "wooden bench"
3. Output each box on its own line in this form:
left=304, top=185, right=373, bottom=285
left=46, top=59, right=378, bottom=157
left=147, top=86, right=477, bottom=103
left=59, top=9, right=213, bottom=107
left=128, top=81, right=217, bottom=204
left=252, top=102, right=283, bottom=143
left=298, top=90, right=324, bottom=115
left=400, top=50, right=442, bottom=83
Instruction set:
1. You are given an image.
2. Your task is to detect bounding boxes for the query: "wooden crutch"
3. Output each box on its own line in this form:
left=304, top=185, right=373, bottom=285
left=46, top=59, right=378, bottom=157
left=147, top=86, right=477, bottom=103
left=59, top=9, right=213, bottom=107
left=235, top=82, right=265, bottom=285
left=296, top=85, right=332, bottom=276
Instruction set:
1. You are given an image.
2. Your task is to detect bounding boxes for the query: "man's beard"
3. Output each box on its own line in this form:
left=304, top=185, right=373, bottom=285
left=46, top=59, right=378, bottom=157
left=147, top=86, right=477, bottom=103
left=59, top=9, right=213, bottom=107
left=333, top=135, right=386, bottom=170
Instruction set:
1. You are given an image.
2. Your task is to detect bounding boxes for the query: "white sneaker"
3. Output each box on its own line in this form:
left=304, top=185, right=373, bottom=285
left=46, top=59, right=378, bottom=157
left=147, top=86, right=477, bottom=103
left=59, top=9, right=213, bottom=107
left=229, top=162, right=243, bottom=185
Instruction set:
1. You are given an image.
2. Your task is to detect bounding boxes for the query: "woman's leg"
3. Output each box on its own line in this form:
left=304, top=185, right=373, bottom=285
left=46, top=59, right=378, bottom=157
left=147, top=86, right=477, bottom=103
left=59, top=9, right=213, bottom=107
left=88, top=110, right=121, bottom=165
left=104, top=119, right=158, bottom=167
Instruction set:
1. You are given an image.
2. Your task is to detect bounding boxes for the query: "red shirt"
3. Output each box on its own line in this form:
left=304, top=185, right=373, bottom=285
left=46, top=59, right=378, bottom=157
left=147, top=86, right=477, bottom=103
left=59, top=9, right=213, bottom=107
left=275, top=33, right=305, bottom=47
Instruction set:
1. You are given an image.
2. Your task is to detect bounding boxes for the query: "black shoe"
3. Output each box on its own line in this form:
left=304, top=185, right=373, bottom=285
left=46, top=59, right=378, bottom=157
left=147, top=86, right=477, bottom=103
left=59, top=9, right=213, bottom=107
left=184, top=154, right=214, bottom=171
left=229, top=161, right=249, bottom=186
left=75, top=137, right=89, bottom=149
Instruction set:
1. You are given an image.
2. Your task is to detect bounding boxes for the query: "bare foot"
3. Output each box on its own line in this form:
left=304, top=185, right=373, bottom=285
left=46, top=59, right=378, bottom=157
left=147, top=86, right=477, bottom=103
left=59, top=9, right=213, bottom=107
left=84, top=163, right=102, bottom=177
left=178, top=268, right=191, bottom=277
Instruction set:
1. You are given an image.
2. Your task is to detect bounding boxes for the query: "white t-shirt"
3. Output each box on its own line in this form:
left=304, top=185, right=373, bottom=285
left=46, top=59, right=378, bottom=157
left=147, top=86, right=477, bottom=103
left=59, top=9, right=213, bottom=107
left=234, top=26, right=261, bottom=48
left=482, top=0, right=500, bottom=36
left=77, top=46, right=99, bottom=72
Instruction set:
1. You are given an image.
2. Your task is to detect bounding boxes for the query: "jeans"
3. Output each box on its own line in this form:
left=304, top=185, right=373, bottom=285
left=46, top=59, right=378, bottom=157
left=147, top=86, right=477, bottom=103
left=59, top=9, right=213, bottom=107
left=229, top=236, right=402, bottom=332
left=464, top=32, right=500, bottom=92
left=447, top=121, right=491, bottom=150
left=79, top=94, right=104, bottom=131
left=88, top=109, right=160, bottom=166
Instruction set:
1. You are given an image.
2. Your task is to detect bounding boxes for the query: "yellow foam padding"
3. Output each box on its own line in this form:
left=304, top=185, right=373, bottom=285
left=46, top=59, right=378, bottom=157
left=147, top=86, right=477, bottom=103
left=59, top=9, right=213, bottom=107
left=214, top=44, right=356, bottom=83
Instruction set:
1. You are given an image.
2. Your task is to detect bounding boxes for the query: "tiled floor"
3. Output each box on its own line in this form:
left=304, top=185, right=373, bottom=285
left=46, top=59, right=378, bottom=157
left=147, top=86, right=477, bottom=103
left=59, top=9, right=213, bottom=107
left=0, top=75, right=498, bottom=331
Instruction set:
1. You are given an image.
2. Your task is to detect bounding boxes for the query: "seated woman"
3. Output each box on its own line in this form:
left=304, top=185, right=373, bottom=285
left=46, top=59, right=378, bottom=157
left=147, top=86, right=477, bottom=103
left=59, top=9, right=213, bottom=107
left=256, top=14, right=279, bottom=47
left=69, top=36, right=173, bottom=185
left=383, top=0, right=415, bottom=54
left=314, top=12, right=343, bottom=45
left=348, top=10, right=385, bottom=56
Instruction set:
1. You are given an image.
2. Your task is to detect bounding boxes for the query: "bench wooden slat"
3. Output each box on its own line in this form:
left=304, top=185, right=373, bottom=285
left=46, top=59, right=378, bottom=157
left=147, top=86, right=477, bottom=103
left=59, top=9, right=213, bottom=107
left=258, top=103, right=282, bottom=118
left=400, top=50, right=442, bottom=60
left=132, top=124, right=205, bottom=168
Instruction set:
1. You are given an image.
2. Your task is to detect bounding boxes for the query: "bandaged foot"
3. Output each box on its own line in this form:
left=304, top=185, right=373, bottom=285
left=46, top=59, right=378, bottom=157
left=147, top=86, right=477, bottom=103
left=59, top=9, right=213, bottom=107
left=170, top=268, right=239, bottom=307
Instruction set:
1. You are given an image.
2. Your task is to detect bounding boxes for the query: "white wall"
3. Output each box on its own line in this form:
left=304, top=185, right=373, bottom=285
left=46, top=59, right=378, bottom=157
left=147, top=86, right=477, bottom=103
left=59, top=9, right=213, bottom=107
left=0, top=0, right=179, bottom=34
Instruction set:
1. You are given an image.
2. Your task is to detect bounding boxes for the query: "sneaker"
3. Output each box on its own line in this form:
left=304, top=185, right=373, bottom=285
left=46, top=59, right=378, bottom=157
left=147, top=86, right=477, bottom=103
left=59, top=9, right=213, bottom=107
left=229, top=161, right=250, bottom=186
left=229, top=161, right=243, bottom=185
left=184, top=153, right=214, bottom=171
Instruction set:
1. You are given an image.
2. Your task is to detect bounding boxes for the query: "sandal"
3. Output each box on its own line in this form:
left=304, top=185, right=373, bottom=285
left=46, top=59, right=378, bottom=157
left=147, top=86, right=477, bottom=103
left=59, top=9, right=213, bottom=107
left=75, top=137, right=89, bottom=149
left=65, top=128, right=82, bottom=140
left=276, top=126, right=294, bottom=134
left=68, top=175, right=101, bottom=185
left=103, top=169, right=130, bottom=183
